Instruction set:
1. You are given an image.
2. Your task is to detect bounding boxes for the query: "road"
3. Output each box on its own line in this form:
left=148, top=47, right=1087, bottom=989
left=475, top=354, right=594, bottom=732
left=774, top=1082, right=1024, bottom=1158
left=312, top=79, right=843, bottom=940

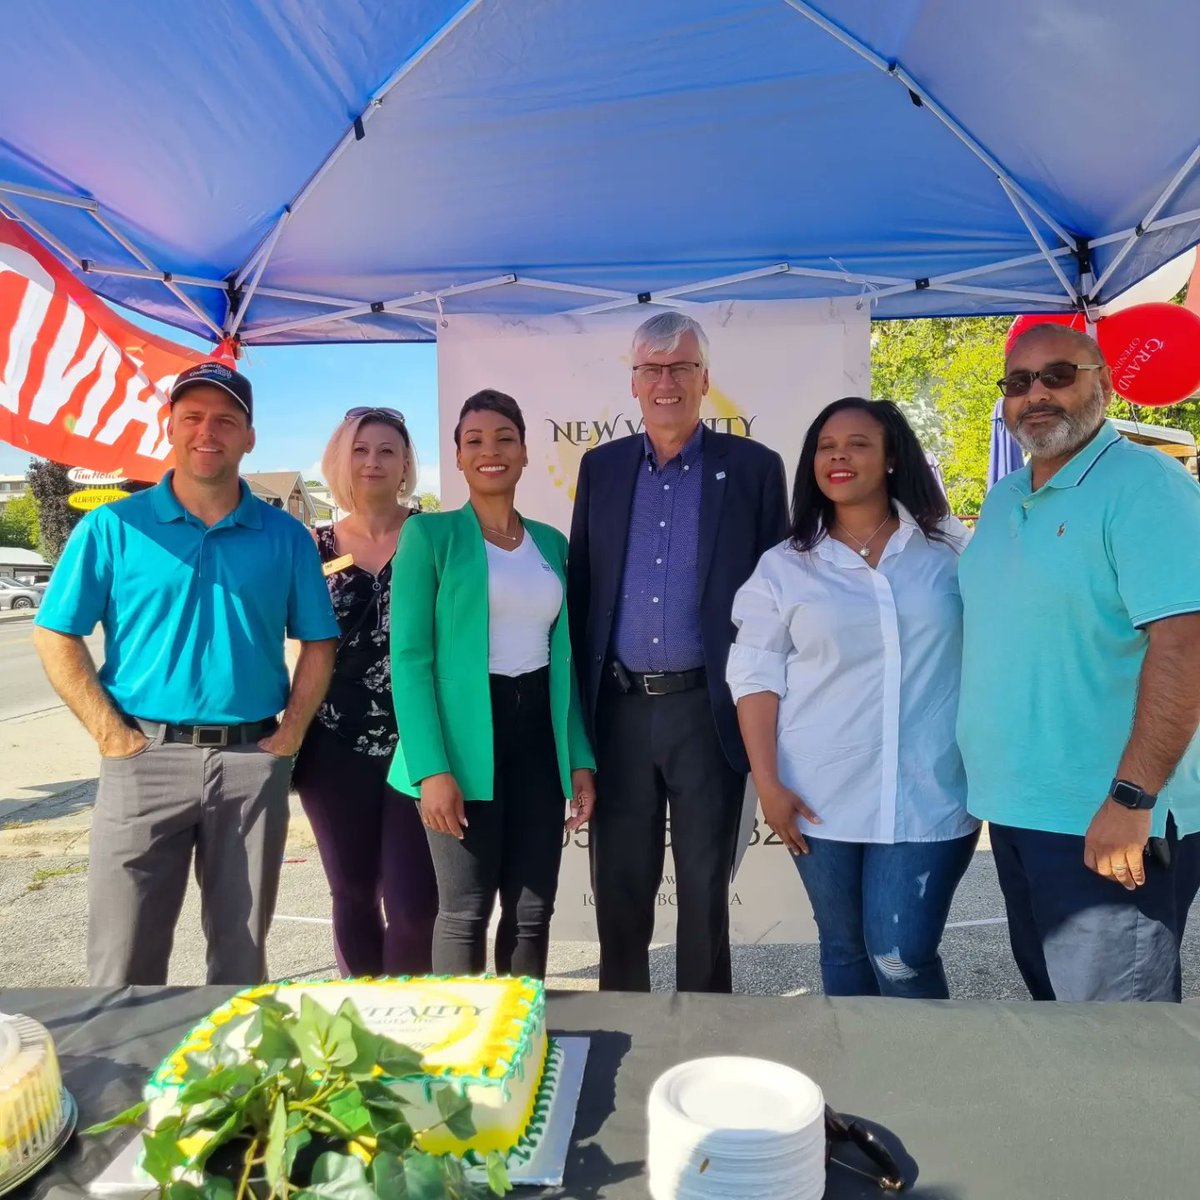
left=0, top=619, right=103, bottom=722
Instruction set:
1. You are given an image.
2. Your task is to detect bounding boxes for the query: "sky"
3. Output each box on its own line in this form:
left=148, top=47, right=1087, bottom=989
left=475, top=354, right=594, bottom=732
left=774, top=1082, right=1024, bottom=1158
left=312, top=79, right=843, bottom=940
left=0, top=315, right=443, bottom=495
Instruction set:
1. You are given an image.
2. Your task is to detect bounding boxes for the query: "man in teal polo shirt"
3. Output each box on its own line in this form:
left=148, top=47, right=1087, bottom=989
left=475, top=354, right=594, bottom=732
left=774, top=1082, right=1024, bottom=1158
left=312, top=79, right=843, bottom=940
left=958, top=324, right=1200, bottom=1002
left=33, top=362, right=338, bottom=986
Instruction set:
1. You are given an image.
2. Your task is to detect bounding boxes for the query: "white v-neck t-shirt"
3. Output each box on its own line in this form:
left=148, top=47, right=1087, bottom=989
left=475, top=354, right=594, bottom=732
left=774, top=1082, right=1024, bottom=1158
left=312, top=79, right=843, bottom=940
left=485, top=534, right=563, bottom=676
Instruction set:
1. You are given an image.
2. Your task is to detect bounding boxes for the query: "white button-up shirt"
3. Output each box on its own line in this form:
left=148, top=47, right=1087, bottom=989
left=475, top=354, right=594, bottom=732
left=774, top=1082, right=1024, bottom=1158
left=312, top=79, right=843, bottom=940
left=726, top=510, right=978, bottom=844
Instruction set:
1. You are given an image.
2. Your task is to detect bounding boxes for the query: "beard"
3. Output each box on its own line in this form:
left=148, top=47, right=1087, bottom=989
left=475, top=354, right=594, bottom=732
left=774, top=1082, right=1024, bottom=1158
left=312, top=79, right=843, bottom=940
left=1011, top=383, right=1107, bottom=459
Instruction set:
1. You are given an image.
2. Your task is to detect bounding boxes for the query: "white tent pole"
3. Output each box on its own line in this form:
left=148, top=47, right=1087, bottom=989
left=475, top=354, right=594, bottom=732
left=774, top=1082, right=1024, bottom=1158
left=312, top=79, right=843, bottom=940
left=1088, top=206, right=1200, bottom=249
left=868, top=246, right=1076, bottom=301
left=89, top=210, right=224, bottom=338
left=926, top=282, right=1083, bottom=305
left=998, top=179, right=1078, bottom=301
left=243, top=274, right=519, bottom=338
left=782, top=0, right=1075, bottom=249
left=0, top=196, right=86, bottom=265
left=231, top=0, right=486, bottom=290
left=509, top=278, right=637, bottom=300
left=80, top=262, right=229, bottom=289
left=255, top=285, right=367, bottom=308
left=1091, top=142, right=1200, bottom=295
left=0, top=180, right=97, bottom=211
left=246, top=302, right=439, bottom=340
left=226, top=210, right=290, bottom=335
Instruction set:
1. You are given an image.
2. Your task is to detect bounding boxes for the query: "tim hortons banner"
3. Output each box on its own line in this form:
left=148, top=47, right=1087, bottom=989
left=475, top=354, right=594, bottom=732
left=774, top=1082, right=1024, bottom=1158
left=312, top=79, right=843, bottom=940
left=437, top=299, right=871, bottom=943
left=0, top=215, right=231, bottom=481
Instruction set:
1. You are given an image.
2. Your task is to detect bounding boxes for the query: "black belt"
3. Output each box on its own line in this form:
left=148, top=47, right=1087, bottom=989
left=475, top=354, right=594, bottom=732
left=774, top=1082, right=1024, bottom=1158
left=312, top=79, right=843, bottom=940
left=611, top=662, right=707, bottom=696
left=128, top=716, right=278, bottom=747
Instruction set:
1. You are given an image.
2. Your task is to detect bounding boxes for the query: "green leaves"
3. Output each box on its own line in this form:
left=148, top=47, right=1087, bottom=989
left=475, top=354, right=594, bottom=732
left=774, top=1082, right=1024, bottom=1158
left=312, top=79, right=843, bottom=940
left=294, top=1152, right=377, bottom=1200
left=485, top=1152, right=512, bottom=1196
left=82, top=991, right=512, bottom=1199
left=433, top=1088, right=475, bottom=1141
left=81, top=1099, right=148, bottom=1135
left=140, top=1118, right=185, bottom=1186
left=263, top=1095, right=289, bottom=1192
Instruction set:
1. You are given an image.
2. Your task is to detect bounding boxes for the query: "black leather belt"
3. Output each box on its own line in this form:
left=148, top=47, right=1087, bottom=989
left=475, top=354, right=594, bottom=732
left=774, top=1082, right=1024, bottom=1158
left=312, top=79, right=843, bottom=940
left=611, top=662, right=707, bottom=696
left=128, top=716, right=278, bottom=747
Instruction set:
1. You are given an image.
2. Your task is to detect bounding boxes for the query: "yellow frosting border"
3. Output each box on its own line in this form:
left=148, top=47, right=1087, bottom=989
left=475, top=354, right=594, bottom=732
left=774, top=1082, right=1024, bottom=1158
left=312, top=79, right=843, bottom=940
left=152, top=976, right=542, bottom=1089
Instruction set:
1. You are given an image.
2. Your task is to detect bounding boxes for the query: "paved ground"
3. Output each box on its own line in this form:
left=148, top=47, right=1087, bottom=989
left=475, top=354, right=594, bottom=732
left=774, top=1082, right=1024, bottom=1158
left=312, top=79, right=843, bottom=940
left=2, top=619, right=1198, bottom=998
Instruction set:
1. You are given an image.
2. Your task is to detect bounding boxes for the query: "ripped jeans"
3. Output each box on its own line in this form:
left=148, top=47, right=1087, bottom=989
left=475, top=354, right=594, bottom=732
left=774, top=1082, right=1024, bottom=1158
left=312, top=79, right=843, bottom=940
left=793, top=831, right=979, bottom=998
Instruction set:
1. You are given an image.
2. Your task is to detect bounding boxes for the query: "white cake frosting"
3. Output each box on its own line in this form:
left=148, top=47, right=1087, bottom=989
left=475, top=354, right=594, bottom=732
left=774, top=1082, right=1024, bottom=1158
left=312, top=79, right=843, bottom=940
left=0, top=1013, right=65, bottom=1182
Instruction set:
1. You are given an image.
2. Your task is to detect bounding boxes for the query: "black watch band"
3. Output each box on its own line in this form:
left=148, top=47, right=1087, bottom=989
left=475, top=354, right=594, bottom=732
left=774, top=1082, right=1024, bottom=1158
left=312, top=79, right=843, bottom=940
left=1109, top=778, right=1158, bottom=810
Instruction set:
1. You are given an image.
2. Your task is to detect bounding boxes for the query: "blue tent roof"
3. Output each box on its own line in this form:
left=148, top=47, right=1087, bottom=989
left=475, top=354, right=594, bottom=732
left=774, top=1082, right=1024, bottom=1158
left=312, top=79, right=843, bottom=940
left=2, top=0, right=1199, bottom=345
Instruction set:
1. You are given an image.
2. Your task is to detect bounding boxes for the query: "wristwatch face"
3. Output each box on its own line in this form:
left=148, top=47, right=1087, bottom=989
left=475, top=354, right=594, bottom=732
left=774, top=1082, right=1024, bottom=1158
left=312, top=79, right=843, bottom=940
left=1112, top=780, right=1152, bottom=809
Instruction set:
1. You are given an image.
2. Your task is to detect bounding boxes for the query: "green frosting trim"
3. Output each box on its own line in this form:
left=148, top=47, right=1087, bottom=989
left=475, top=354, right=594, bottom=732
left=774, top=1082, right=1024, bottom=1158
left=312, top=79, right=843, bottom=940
left=146, top=975, right=545, bottom=1103
left=462, top=1037, right=564, bottom=1170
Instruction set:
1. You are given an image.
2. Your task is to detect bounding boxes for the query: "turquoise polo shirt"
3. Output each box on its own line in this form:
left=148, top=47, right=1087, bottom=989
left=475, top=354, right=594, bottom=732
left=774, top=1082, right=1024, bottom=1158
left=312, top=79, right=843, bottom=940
left=958, top=421, right=1200, bottom=838
left=36, top=473, right=338, bottom=724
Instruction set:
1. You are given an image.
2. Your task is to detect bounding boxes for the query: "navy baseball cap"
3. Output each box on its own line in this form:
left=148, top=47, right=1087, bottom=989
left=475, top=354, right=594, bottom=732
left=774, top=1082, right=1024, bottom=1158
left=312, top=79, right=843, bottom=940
left=169, top=362, right=253, bottom=422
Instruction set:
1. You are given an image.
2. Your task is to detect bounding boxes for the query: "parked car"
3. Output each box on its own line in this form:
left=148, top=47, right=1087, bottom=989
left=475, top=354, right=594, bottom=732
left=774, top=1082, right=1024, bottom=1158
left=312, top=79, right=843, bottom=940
left=0, top=578, right=42, bottom=610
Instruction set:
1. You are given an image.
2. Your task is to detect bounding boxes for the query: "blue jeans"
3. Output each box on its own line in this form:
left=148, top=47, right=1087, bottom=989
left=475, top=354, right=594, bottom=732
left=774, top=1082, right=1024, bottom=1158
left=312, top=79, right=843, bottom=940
left=793, top=832, right=979, bottom=999
left=990, top=817, right=1200, bottom=1002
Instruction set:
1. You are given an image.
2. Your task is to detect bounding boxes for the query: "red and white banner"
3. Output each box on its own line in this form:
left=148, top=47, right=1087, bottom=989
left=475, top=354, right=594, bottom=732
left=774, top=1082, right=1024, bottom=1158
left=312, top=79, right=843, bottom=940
left=0, top=215, right=233, bottom=481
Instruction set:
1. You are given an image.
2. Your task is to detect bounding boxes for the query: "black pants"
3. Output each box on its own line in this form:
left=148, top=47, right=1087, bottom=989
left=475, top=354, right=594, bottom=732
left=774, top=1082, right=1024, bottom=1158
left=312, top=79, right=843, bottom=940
left=423, top=668, right=565, bottom=979
left=591, top=682, right=744, bottom=993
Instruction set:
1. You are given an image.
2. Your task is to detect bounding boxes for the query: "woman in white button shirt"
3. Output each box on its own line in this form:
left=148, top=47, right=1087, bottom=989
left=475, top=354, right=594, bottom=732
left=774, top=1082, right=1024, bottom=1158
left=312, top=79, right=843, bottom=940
left=728, top=398, right=979, bottom=998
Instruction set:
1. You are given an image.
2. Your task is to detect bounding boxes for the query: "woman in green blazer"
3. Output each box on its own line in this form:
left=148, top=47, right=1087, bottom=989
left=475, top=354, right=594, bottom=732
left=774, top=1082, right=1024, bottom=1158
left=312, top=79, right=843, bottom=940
left=389, top=388, right=596, bottom=979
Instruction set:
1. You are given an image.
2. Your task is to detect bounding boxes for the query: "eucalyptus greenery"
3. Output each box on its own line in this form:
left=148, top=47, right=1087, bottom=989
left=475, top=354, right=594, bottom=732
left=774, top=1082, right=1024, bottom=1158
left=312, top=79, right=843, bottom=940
left=84, top=994, right=513, bottom=1200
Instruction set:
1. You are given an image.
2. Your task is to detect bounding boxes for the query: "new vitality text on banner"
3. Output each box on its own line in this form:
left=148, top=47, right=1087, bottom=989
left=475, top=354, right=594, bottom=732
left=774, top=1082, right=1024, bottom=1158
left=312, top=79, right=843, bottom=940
left=0, top=215, right=230, bottom=481
left=437, top=299, right=871, bottom=943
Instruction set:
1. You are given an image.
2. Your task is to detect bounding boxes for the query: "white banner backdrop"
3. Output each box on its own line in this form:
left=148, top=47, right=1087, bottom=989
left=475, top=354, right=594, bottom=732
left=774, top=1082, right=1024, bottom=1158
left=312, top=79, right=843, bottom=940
left=436, top=299, right=871, bottom=943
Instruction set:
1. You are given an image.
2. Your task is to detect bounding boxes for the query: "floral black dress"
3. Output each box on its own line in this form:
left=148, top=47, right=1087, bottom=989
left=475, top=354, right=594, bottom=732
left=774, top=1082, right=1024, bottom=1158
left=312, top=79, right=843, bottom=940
left=312, top=525, right=397, bottom=758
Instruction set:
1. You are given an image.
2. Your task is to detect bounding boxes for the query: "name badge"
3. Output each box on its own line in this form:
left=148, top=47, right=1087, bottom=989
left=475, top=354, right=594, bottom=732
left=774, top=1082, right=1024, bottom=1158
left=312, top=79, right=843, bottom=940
left=322, top=553, right=355, bottom=577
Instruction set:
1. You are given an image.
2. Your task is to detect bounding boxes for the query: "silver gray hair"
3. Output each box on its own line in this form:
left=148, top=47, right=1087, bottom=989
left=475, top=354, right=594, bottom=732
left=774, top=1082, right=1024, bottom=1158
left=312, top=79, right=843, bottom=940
left=631, top=312, right=710, bottom=369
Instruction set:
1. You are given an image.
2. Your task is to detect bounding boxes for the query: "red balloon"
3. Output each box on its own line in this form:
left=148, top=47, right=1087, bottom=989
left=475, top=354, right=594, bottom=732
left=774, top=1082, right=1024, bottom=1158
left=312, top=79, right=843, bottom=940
left=1096, top=302, right=1200, bottom=407
left=1004, top=312, right=1086, bottom=356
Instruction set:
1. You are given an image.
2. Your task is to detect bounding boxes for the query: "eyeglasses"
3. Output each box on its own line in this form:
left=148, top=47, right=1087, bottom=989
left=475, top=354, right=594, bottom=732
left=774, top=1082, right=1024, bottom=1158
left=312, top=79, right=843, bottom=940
left=631, top=362, right=702, bottom=383
left=346, top=405, right=406, bottom=423
left=996, top=362, right=1102, bottom=398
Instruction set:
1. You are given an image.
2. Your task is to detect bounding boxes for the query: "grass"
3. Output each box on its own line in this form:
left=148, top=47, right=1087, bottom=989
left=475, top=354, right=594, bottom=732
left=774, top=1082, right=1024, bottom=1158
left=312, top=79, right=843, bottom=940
left=27, top=862, right=86, bottom=891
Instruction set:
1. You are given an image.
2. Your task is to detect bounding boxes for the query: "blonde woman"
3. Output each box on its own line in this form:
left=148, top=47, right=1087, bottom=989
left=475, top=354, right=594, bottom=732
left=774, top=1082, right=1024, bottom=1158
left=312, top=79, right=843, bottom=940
left=293, top=406, right=438, bottom=977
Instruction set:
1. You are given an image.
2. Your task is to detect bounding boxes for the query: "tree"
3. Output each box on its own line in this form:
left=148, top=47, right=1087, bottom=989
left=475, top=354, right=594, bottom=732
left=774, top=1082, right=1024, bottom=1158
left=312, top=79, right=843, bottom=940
left=0, top=494, right=39, bottom=551
left=872, top=316, right=1011, bottom=516
left=26, top=459, right=82, bottom=563
left=413, top=491, right=441, bottom=512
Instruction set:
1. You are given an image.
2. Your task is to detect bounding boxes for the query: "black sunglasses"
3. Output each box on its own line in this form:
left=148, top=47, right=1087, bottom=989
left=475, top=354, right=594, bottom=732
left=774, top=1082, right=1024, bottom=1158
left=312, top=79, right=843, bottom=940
left=346, top=405, right=406, bottom=423
left=997, top=362, right=1102, bottom=398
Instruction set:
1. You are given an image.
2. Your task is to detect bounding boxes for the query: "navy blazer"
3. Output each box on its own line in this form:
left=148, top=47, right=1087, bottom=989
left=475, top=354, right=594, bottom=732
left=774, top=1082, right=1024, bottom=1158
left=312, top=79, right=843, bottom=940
left=567, top=428, right=789, bottom=774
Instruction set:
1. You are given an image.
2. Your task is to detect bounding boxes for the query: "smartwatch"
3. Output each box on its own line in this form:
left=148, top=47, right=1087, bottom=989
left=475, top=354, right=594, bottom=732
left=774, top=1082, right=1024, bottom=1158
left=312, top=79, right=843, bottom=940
left=1109, top=778, right=1157, bottom=810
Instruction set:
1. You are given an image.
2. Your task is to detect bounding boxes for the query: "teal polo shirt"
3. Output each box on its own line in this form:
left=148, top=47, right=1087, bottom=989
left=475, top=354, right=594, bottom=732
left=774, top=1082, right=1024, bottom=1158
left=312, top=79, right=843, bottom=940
left=958, top=421, right=1200, bottom=838
left=36, top=473, right=339, bottom=724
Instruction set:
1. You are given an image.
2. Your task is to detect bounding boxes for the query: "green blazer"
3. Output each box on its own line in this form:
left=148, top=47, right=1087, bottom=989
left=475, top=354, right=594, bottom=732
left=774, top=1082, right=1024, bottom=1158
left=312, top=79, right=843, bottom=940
left=388, top=504, right=595, bottom=801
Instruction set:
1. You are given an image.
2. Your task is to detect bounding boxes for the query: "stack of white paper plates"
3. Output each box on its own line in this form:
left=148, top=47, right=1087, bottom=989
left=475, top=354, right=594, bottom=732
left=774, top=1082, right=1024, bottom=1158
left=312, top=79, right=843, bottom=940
left=647, top=1056, right=825, bottom=1200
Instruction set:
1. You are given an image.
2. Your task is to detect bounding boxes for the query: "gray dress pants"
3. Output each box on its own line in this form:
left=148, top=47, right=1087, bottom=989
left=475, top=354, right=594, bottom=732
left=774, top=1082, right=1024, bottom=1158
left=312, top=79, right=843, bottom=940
left=87, top=733, right=292, bottom=986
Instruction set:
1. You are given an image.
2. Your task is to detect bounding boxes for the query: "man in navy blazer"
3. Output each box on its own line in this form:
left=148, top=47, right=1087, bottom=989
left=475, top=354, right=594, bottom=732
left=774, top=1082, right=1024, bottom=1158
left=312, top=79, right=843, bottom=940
left=568, top=312, right=789, bottom=993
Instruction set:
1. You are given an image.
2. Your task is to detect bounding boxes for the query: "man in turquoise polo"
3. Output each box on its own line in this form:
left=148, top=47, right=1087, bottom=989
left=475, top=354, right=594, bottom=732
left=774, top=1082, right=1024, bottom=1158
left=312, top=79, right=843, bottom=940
left=958, top=324, right=1200, bottom=1002
left=33, top=362, right=338, bottom=986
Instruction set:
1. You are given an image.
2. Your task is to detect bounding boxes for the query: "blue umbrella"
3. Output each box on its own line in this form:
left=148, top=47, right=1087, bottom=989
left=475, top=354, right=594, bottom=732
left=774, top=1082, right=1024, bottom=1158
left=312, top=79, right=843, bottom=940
left=987, top=399, right=1025, bottom=490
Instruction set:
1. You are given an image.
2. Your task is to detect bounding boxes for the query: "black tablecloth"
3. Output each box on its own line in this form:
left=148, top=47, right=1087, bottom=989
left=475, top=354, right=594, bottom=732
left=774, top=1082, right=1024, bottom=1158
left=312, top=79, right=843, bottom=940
left=3, top=987, right=1199, bottom=1199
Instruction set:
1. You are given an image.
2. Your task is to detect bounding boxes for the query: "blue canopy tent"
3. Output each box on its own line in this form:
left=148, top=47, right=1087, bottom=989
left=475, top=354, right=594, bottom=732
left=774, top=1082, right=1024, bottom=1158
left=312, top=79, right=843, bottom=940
left=2, top=0, right=1199, bottom=347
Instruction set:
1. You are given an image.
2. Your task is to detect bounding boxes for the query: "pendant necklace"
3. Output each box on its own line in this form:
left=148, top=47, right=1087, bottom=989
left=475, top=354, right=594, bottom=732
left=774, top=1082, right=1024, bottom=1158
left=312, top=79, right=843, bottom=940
left=481, top=521, right=521, bottom=541
left=837, top=515, right=891, bottom=559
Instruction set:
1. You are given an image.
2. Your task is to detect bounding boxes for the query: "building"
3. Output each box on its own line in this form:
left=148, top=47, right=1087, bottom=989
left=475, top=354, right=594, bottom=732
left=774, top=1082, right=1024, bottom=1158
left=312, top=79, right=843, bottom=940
left=243, top=472, right=330, bottom=526
left=1111, top=417, right=1198, bottom=477
left=0, top=474, right=28, bottom=511
left=0, top=546, right=51, bottom=584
